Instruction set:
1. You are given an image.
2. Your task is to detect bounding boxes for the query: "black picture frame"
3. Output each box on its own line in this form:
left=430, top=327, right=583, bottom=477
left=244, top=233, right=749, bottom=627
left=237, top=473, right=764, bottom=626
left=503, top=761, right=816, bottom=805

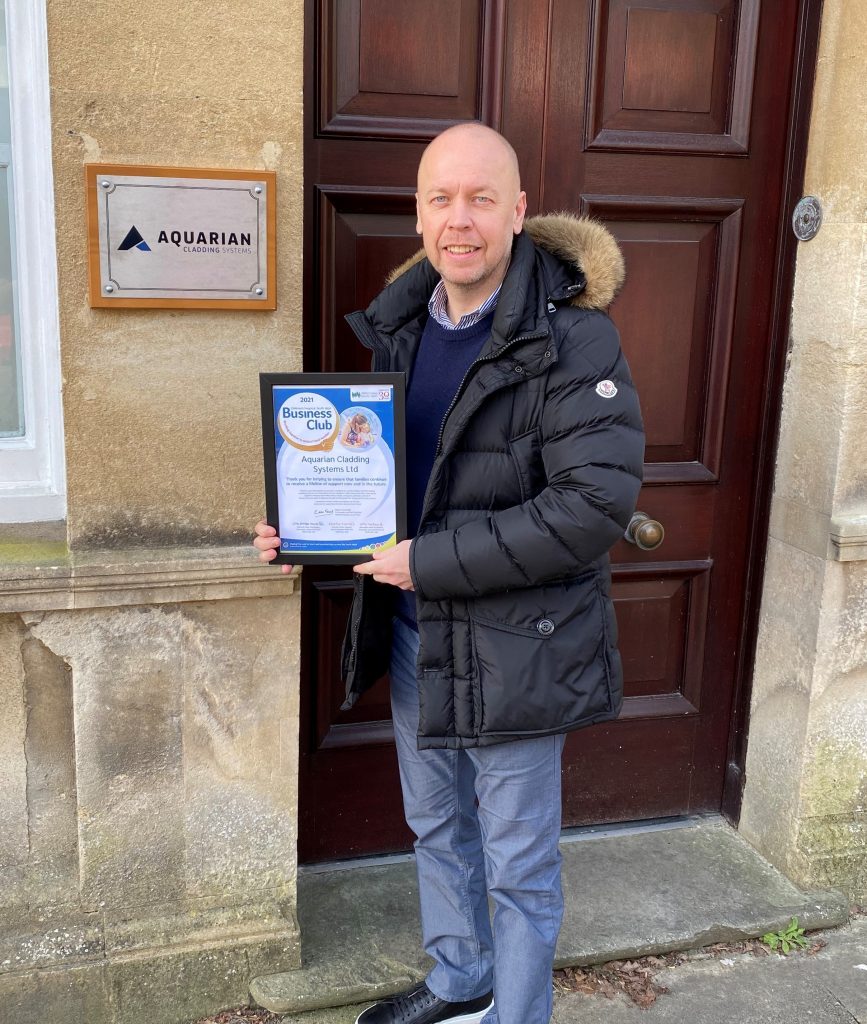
left=259, top=372, right=407, bottom=565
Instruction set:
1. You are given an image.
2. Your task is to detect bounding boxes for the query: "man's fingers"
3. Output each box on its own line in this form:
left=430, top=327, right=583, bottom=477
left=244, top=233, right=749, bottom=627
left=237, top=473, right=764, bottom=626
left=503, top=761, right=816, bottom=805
left=253, top=521, right=294, bottom=573
left=253, top=532, right=281, bottom=549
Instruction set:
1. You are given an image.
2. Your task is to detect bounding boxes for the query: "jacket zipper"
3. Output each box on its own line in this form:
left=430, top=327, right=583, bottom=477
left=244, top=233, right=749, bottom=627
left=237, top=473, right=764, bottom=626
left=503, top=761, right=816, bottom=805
left=347, top=586, right=361, bottom=676
left=433, top=328, right=549, bottom=458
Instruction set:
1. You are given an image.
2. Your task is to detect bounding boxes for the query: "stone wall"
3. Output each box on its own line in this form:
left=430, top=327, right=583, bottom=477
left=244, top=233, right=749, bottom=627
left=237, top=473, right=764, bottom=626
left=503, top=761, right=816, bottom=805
left=739, top=0, right=867, bottom=903
left=0, top=553, right=302, bottom=1024
left=47, top=0, right=304, bottom=547
left=0, top=1, right=306, bottom=1021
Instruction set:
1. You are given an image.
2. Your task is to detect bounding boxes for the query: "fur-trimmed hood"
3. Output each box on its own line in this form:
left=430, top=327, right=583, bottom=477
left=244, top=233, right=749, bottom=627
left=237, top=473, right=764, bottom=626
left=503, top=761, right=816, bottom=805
left=386, top=212, right=625, bottom=311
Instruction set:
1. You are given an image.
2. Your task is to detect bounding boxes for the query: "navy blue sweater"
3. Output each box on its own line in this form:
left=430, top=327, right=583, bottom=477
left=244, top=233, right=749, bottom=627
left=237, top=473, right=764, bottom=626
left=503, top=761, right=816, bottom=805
left=396, top=310, right=494, bottom=628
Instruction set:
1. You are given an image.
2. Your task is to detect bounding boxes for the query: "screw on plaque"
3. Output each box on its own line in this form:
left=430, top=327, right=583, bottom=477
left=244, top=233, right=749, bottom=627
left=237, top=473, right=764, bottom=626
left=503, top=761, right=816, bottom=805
left=793, top=196, right=822, bottom=241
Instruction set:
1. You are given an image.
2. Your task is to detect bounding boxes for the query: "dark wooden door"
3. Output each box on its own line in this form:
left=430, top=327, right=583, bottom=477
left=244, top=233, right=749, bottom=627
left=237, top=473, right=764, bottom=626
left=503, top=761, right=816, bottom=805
left=299, top=0, right=807, bottom=862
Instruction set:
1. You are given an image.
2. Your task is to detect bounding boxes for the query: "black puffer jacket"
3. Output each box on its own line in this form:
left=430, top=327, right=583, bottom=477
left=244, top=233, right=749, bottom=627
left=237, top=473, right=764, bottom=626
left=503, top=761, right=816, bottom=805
left=342, top=214, right=644, bottom=749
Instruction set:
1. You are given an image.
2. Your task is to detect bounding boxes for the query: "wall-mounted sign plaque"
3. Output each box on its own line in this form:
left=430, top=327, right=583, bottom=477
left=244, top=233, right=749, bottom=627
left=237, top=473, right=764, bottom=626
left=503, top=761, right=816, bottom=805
left=85, top=164, right=276, bottom=309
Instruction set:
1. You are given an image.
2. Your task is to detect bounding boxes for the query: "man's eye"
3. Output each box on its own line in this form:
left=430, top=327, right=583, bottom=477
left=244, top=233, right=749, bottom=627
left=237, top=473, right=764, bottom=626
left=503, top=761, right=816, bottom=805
left=473, top=196, right=491, bottom=203
left=432, top=196, right=448, bottom=204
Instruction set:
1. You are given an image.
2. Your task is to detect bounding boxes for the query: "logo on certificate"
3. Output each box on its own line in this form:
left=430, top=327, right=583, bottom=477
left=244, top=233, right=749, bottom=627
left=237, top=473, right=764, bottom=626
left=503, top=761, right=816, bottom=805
left=277, top=392, right=340, bottom=451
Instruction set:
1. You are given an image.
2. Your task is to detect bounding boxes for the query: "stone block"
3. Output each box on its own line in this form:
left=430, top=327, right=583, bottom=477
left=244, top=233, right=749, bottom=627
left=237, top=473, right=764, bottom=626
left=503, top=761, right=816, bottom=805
left=768, top=497, right=831, bottom=560
left=835, top=353, right=867, bottom=511
left=0, top=616, right=28, bottom=866
left=29, top=606, right=187, bottom=909
left=0, top=962, right=110, bottom=1024
left=811, top=563, right=867, bottom=697
left=803, top=0, right=867, bottom=224
left=790, top=226, right=863, bottom=351
left=0, top=905, right=104, bottom=974
left=21, top=633, right=79, bottom=900
left=48, top=0, right=301, bottom=107
left=739, top=686, right=810, bottom=871
left=772, top=337, right=847, bottom=516
left=106, top=944, right=259, bottom=1024
left=750, top=538, right=825, bottom=703
left=103, top=896, right=298, bottom=960
left=181, top=597, right=300, bottom=901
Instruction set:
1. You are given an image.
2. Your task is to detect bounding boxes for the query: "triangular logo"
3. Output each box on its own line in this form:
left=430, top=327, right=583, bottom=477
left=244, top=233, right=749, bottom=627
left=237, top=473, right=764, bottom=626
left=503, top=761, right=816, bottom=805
left=118, top=226, right=151, bottom=252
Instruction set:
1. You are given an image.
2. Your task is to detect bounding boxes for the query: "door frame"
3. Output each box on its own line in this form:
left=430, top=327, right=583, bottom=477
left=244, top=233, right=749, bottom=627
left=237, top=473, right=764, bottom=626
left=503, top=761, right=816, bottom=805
left=298, top=0, right=826, bottom=848
left=722, top=0, right=824, bottom=824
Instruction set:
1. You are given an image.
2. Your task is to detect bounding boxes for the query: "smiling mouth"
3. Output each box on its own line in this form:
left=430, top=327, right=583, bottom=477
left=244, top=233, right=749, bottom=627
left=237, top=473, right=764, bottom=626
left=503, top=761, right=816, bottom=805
left=444, top=245, right=479, bottom=255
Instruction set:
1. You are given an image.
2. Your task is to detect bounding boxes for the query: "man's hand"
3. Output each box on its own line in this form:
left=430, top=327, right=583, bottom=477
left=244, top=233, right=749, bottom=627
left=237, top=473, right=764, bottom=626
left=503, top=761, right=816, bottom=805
left=253, top=519, right=294, bottom=574
left=353, top=540, right=414, bottom=590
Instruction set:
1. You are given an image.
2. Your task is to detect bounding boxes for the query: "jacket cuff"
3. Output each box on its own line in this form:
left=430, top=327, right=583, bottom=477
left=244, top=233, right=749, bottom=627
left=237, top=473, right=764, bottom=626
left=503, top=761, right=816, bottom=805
left=408, top=536, right=426, bottom=601
left=411, top=530, right=477, bottom=603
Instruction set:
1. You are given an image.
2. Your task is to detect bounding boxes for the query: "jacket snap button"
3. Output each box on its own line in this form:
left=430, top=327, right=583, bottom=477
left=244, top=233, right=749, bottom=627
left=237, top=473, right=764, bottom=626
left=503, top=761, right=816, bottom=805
left=537, top=618, right=555, bottom=636
left=514, top=364, right=524, bottom=374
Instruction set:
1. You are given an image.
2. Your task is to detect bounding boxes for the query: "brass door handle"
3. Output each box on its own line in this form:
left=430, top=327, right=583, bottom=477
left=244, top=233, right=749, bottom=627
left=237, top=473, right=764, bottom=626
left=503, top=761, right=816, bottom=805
left=625, top=512, right=665, bottom=551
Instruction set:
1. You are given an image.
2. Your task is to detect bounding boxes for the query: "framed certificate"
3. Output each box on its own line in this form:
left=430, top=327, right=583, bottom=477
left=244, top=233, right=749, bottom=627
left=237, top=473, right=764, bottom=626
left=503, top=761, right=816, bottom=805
left=260, top=373, right=407, bottom=564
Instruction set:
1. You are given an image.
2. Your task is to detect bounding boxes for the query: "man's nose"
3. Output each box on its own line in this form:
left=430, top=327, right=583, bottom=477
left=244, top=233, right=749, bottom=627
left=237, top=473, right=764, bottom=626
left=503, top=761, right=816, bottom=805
left=448, top=198, right=472, bottom=228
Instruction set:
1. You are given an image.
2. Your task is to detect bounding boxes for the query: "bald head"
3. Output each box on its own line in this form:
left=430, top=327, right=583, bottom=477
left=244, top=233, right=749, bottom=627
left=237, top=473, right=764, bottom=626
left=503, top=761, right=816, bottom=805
left=418, top=123, right=522, bottom=195
left=414, top=122, right=527, bottom=321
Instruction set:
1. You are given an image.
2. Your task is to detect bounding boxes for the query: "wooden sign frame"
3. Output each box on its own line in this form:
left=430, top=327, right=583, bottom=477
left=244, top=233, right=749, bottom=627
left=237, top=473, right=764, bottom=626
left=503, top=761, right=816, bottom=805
left=85, top=163, right=277, bottom=310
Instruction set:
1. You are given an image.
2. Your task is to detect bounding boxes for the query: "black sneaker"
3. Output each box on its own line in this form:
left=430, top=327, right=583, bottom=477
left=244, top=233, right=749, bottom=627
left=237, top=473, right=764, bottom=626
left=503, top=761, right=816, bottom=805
left=355, top=981, right=494, bottom=1024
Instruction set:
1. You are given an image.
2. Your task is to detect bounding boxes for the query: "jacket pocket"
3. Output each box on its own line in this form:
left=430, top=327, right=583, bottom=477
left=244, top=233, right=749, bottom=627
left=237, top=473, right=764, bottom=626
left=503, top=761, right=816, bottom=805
left=470, top=571, right=613, bottom=735
left=508, top=427, right=545, bottom=503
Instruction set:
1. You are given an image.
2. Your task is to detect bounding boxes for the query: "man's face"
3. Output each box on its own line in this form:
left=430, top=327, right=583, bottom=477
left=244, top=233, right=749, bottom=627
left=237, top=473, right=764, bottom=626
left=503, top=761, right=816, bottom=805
left=415, top=128, right=527, bottom=303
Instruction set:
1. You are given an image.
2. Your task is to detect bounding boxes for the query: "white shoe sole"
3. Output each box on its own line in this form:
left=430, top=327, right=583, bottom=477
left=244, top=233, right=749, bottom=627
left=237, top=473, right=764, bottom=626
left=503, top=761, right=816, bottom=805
left=441, top=1002, right=494, bottom=1024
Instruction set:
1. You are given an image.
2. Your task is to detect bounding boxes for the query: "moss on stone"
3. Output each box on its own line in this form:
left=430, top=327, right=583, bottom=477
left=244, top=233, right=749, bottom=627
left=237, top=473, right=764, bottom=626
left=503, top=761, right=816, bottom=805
left=0, top=541, right=71, bottom=566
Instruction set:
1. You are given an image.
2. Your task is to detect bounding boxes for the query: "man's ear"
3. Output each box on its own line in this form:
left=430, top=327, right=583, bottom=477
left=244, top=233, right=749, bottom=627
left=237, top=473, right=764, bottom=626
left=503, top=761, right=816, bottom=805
left=513, top=190, right=528, bottom=234
left=415, top=194, right=422, bottom=235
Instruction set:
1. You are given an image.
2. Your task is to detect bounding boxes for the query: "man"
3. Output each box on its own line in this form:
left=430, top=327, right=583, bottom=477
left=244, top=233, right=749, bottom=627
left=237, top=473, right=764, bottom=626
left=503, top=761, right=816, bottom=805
left=255, top=123, right=644, bottom=1024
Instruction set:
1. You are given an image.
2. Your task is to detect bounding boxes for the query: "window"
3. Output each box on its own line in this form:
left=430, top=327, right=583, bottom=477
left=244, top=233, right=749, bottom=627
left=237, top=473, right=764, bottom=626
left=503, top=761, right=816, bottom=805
left=0, top=0, right=64, bottom=523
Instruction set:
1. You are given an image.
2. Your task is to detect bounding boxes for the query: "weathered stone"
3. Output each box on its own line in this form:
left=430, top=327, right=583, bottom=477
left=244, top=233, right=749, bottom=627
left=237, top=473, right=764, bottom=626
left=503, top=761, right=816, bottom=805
left=46, top=0, right=304, bottom=549
left=748, top=539, right=824, bottom=702
left=21, top=633, right=79, bottom=901
left=0, top=544, right=298, bottom=613
left=0, top=905, right=104, bottom=973
left=0, top=963, right=110, bottom=1024
left=28, top=606, right=187, bottom=909
left=107, top=944, right=259, bottom=1024
left=0, top=616, right=28, bottom=867
left=742, top=0, right=867, bottom=903
left=182, top=597, right=300, bottom=901
left=103, top=897, right=297, bottom=957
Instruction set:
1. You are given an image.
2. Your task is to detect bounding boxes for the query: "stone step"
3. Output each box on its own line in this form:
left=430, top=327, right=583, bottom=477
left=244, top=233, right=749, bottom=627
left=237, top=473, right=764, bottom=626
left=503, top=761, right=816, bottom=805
left=250, top=816, right=849, bottom=1015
